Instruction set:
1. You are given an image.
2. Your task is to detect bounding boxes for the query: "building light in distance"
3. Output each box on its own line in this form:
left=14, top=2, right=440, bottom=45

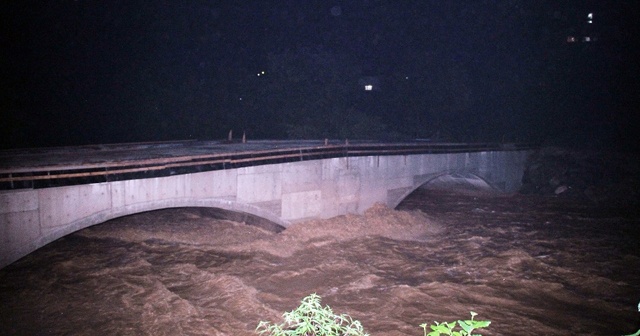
left=359, top=76, right=380, bottom=91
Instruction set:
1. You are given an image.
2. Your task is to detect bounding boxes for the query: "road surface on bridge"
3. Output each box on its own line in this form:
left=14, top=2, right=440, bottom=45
left=0, top=140, right=532, bottom=191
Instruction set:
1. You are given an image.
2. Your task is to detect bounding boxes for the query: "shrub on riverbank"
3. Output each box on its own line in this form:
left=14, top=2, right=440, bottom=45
left=256, top=293, right=491, bottom=336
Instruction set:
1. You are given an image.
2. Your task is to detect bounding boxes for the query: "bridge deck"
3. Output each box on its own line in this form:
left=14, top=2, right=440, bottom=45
left=0, top=140, right=335, bottom=171
left=0, top=140, right=533, bottom=190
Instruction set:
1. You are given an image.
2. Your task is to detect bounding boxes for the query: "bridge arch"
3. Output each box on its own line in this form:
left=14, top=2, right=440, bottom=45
left=38, top=197, right=287, bottom=253
left=388, top=170, right=499, bottom=209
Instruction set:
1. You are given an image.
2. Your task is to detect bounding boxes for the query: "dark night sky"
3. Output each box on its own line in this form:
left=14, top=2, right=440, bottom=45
left=1, top=1, right=639, bottom=151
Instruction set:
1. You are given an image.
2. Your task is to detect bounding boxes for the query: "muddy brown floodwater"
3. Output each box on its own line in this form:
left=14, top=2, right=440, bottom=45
left=1, top=188, right=639, bottom=335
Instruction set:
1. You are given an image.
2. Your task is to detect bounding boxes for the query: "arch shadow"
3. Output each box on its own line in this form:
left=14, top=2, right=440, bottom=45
left=389, top=170, right=500, bottom=209
left=37, top=198, right=287, bottom=256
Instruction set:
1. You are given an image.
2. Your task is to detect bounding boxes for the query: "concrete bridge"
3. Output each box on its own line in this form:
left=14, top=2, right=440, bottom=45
left=0, top=140, right=534, bottom=268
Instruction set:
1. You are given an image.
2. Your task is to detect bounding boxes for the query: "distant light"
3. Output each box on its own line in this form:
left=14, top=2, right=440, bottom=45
left=588, top=13, right=593, bottom=24
left=358, top=76, right=380, bottom=91
left=257, top=71, right=265, bottom=77
left=567, top=36, right=576, bottom=43
left=405, top=76, right=409, bottom=80
left=583, top=36, right=591, bottom=42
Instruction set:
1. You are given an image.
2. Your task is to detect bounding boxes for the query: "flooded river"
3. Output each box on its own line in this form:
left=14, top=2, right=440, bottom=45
left=1, top=188, right=639, bottom=335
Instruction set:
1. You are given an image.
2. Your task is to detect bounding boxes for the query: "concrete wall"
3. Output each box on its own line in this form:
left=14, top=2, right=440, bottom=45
left=0, top=150, right=530, bottom=269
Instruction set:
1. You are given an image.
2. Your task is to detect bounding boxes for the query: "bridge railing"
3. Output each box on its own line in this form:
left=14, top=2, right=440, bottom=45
left=0, top=141, right=537, bottom=191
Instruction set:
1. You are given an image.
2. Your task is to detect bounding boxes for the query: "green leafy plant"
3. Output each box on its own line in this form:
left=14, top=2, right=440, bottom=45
left=420, top=311, right=491, bottom=336
left=623, top=301, right=640, bottom=336
left=256, top=293, right=369, bottom=336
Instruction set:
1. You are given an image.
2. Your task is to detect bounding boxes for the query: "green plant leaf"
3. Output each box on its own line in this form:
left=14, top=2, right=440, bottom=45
left=255, top=294, right=368, bottom=336
left=472, top=320, right=491, bottom=328
left=422, top=312, right=490, bottom=336
left=458, top=320, right=472, bottom=333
